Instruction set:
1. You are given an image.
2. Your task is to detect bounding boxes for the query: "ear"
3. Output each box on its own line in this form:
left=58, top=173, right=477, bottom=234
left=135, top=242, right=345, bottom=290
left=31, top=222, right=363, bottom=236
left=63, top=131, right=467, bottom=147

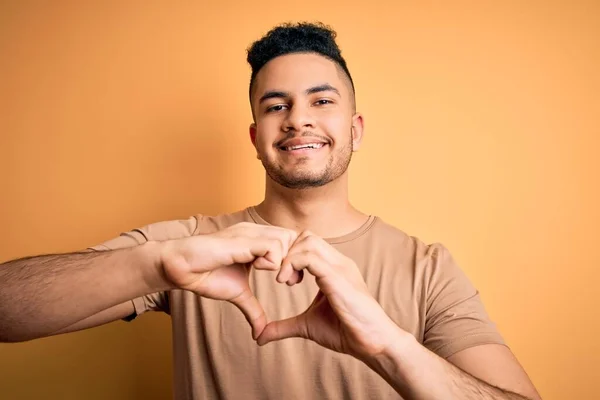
left=249, top=123, right=261, bottom=159
left=351, top=113, right=365, bottom=151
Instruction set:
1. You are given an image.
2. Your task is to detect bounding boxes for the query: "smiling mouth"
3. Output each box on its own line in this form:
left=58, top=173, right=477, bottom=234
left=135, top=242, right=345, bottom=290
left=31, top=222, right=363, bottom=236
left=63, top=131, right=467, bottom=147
left=279, top=143, right=327, bottom=151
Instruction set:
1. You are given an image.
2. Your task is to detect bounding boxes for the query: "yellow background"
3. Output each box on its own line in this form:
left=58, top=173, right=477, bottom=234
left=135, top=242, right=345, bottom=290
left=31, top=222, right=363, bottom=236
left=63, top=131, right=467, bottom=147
left=1, top=2, right=598, bottom=399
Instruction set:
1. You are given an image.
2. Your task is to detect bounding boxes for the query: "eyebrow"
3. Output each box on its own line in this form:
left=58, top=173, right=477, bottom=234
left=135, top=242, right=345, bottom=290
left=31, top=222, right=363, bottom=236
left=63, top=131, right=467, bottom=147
left=258, top=84, right=341, bottom=104
left=306, top=84, right=340, bottom=96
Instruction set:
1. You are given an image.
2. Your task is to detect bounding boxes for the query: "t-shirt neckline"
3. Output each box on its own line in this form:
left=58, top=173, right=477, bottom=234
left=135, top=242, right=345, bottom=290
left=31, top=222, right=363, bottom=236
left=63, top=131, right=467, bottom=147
left=246, top=206, right=377, bottom=244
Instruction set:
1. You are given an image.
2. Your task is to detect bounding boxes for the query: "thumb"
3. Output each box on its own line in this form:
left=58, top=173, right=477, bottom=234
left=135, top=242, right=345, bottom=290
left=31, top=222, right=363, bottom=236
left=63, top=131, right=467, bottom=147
left=256, top=314, right=308, bottom=346
left=229, top=290, right=267, bottom=340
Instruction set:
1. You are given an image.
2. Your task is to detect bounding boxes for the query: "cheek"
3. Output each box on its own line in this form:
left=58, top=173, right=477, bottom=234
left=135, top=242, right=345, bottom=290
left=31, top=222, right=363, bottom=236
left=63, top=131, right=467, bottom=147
left=256, top=116, right=285, bottom=142
left=319, top=113, right=352, bottom=138
left=254, top=128, right=277, bottom=153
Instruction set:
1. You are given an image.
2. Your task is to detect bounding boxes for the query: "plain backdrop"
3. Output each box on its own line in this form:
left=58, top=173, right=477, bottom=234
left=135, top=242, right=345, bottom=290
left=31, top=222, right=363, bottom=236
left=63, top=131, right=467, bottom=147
left=1, top=2, right=598, bottom=399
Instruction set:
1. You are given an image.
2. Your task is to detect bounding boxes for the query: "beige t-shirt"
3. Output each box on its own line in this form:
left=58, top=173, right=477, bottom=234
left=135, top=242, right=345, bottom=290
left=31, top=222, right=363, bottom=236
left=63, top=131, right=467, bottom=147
left=90, top=207, right=504, bottom=400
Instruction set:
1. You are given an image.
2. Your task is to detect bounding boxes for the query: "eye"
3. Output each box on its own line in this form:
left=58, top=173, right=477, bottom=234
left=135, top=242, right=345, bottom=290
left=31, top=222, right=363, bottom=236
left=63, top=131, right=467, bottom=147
left=266, top=104, right=288, bottom=113
left=314, top=99, right=334, bottom=106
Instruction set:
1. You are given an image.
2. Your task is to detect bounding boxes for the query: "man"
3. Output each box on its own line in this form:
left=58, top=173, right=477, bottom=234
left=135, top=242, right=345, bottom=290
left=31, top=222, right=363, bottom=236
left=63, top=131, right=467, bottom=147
left=0, top=22, right=540, bottom=399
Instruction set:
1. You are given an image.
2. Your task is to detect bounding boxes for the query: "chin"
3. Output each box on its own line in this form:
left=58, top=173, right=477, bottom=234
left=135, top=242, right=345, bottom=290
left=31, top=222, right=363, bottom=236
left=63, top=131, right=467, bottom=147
left=280, top=180, right=330, bottom=190
left=273, top=172, right=332, bottom=189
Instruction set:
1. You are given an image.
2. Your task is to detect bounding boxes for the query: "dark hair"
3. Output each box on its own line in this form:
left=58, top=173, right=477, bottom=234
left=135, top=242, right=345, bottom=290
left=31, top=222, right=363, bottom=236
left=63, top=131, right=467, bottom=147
left=246, top=22, right=355, bottom=101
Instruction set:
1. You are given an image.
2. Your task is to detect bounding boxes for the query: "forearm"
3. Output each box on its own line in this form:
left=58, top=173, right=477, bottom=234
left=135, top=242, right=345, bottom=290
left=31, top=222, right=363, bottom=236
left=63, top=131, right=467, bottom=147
left=0, top=242, right=170, bottom=342
left=365, top=327, right=534, bottom=400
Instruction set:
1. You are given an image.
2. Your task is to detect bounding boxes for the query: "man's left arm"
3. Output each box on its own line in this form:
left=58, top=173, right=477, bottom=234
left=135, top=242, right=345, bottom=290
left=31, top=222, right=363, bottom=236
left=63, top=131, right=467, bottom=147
left=366, top=322, right=541, bottom=399
left=257, top=232, right=541, bottom=400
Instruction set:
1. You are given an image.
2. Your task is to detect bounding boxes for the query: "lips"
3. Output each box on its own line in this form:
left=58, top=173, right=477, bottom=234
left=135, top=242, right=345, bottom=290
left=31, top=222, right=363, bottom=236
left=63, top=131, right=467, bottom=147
left=281, top=143, right=326, bottom=151
left=277, top=137, right=330, bottom=151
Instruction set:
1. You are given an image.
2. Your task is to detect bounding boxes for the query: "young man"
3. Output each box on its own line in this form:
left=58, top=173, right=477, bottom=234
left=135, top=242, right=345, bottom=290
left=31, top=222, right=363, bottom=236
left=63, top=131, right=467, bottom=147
left=0, top=23, right=540, bottom=399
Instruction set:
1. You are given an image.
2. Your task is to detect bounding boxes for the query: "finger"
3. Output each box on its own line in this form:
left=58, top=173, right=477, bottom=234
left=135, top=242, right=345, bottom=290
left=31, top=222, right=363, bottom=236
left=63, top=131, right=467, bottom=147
left=239, top=237, right=283, bottom=266
left=295, top=229, right=313, bottom=242
left=286, top=251, right=329, bottom=279
left=276, top=232, right=312, bottom=282
left=227, top=226, right=296, bottom=265
left=250, top=256, right=302, bottom=284
left=262, top=238, right=284, bottom=267
left=277, top=259, right=302, bottom=285
left=273, top=227, right=299, bottom=263
left=239, top=223, right=298, bottom=251
left=256, top=234, right=297, bottom=268
left=251, top=256, right=277, bottom=271
left=286, top=269, right=304, bottom=286
left=229, top=290, right=267, bottom=340
left=256, top=314, right=307, bottom=346
left=286, top=231, right=328, bottom=260
left=277, top=233, right=314, bottom=275
left=276, top=259, right=295, bottom=283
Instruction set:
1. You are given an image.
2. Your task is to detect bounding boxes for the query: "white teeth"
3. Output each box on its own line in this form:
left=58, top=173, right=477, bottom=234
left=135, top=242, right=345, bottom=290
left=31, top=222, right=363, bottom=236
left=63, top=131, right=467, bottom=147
left=284, top=143, right=325, bottom=151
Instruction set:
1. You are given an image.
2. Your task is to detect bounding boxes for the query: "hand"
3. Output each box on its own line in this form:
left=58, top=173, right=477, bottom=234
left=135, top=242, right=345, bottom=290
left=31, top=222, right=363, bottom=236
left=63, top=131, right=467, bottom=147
left=160, top=222, right=300, bottom=339
left=257, top=231, right=399, bottom=361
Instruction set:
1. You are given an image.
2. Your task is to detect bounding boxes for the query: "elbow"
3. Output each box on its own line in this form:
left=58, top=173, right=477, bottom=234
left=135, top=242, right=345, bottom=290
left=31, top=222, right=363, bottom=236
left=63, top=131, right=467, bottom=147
left=0, top=336, right=24, bottom=343
left=0, top=330, right=25, bottom=343
left=0, top=331, right=40, bottom=343
left=0, top=326, right=27, bottom=343
left=0, top=317, right=41, bottom=343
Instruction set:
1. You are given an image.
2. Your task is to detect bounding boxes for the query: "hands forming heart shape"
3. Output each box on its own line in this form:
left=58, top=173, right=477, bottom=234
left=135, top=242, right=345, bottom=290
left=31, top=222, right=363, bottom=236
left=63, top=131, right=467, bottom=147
left=160, top=222, right=399, bottom=362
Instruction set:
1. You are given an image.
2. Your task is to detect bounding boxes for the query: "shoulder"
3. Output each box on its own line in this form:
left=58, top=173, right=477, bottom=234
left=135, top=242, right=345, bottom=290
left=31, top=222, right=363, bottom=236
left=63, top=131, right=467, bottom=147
left=193, top=208, right=252, bottom=234
left=133, top=215, right=200, bottom=242
left=366, top=218, right=477, bottom=307
left=367, top=217, right=444, bottom=255
left=89, top=208, right=252, bottom=250
left=140, top=207, right=253, bottom=239
left=365, top=217, right=457, bottom=271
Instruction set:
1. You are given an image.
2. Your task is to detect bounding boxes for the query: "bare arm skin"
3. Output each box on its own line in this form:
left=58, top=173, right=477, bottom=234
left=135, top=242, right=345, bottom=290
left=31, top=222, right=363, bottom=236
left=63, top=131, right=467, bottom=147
left=0, top=244, right=167, bottom=342
left=0, top=222, right=298, bottom=342
left=367, top=330, right=542, bottom=400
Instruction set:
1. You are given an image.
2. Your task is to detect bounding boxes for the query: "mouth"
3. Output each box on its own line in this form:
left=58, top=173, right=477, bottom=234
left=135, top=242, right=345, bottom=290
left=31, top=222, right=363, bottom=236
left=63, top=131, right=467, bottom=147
left=278, top=142, right=327, bottom=152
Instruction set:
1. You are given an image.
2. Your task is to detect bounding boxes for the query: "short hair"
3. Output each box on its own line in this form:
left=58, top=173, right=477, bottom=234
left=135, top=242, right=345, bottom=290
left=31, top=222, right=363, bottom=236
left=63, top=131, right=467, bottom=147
left=246, top=22, right=355, bottom=104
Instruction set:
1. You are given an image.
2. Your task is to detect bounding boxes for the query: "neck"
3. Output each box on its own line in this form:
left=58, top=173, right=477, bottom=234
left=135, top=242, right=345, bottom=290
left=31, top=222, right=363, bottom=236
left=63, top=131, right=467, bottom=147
left=254, top=172, right=369, bottom=239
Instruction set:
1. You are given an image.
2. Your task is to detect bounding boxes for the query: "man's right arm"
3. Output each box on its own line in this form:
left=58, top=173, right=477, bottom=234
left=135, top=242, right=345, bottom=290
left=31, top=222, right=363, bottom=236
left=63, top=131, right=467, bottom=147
left=0, top=242, right=170, bottom=343
left=0, top=222, right=300, bottom=343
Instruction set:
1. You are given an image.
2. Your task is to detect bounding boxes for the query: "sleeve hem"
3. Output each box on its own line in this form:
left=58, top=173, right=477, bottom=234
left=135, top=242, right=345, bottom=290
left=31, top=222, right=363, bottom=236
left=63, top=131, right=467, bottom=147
left=120, top=297, right=147, bottom=322
left=431, top=333, right=507, bottom=359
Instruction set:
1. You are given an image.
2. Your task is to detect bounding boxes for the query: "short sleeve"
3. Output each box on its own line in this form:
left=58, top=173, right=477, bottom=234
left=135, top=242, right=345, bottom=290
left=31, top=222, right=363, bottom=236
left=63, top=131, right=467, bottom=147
left=422, top=244, right=505, bottom=358
left=87, top=215, right=199, bottom=321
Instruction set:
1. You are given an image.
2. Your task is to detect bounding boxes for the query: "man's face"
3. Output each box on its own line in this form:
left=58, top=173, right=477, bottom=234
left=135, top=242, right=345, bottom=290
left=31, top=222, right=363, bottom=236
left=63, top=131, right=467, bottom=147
left=249, top=53, right=363, bottom=189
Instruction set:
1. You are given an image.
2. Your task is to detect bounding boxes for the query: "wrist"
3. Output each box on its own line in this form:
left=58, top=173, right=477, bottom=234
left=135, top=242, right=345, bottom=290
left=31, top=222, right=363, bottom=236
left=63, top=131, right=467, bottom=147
left=365, top=321, right=416, bottom=372
left=362, top=324, right=421, bottom=398
left=137, top=240, right=176, bottom=292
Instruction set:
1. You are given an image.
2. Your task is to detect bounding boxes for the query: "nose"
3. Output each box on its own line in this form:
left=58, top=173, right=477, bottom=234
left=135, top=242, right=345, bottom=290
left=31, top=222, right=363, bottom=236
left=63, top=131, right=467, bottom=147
left=282, top=103, right=315, bottom=132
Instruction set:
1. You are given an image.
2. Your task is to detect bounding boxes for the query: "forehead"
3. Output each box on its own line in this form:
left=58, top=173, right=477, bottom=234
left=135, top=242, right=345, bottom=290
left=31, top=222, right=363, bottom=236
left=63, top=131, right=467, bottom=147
left=253, top=53, right=347, bottom=98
